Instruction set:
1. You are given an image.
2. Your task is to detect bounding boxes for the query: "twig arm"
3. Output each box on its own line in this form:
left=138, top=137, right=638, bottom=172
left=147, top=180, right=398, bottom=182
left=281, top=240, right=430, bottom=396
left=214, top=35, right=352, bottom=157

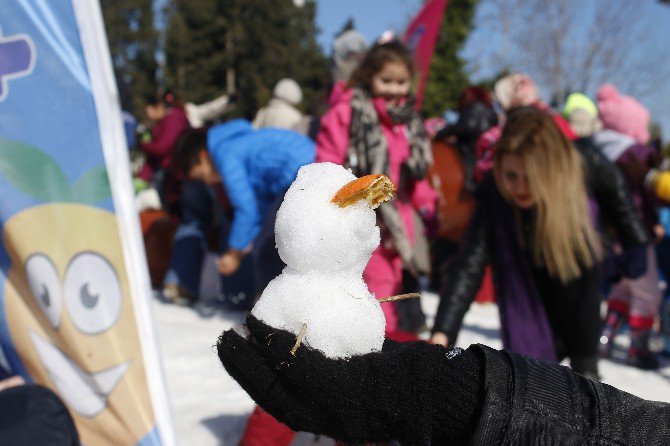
left=291, top=323, right=308, bottom=356
left=377, top=292, right=421, bottom=303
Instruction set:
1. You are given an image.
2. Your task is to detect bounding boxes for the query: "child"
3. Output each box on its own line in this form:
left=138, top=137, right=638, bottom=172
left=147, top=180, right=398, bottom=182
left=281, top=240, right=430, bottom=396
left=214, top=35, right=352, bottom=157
left=138, top=91, right=190, bottom=183
left=168, top=120, right=314, bottom=303
left=316, top=40, right=437, bottom=333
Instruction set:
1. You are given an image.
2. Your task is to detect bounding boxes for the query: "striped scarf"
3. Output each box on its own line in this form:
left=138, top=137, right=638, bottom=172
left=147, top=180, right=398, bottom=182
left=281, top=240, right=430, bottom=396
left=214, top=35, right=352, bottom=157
left=346, top=88, right=432, bottom=269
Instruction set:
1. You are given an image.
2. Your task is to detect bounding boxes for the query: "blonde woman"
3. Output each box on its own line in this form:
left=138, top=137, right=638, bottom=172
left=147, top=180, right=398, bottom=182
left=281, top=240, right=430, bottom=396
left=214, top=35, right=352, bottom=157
left=431, top=107, right=648, bottom=379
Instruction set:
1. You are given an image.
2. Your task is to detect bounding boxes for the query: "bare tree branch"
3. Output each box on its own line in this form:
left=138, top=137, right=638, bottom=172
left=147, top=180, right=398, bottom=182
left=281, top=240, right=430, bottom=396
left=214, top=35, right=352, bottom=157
left=469, top=0, right=663, bottom=105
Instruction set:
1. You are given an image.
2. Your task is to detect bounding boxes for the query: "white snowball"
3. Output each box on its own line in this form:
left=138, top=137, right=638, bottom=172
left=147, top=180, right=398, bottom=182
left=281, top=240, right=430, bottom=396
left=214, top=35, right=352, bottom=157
left=251, top=162, right=386, bottom=358
left=251, top=271, right=386, bottom=358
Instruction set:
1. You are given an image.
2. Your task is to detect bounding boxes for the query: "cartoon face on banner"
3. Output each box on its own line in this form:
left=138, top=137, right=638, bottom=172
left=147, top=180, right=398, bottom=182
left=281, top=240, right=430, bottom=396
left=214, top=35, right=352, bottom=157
left=0, top=141, right=155, bottom=445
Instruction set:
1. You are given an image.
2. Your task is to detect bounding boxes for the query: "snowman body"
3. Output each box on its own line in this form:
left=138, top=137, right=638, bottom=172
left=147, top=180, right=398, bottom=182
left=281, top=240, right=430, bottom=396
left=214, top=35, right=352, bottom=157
left=251, top=162, right=387, bottom=358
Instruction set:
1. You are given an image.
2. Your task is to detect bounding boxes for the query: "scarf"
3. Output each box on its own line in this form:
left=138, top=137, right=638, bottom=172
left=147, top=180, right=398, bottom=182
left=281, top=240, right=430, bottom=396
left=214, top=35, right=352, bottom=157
left=346, top=88, right=432, bottom=268
left=489, top=182, right=557, bottom=361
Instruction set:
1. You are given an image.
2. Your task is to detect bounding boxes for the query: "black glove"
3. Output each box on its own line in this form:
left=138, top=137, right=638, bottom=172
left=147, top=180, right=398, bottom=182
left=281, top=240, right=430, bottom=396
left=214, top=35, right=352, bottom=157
left=217, top=315, right=484, bottom=445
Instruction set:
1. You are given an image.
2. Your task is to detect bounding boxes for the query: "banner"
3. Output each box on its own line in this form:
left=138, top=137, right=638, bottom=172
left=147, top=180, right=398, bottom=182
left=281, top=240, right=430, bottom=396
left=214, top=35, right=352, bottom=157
left=403, top=0, right=448, bottom=110
left=0, top=1, right=174, bottom=445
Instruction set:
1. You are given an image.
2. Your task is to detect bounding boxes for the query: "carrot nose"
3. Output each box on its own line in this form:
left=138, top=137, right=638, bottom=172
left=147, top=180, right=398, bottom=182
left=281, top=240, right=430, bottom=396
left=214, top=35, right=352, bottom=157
left=331, top=174, right=396, bottom=209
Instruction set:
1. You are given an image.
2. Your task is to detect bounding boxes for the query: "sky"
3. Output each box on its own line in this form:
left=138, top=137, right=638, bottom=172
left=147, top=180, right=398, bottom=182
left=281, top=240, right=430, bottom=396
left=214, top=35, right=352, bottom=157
left=314, top=0, right=422, bottom=54
left=313, top=0, right=670, bottom=141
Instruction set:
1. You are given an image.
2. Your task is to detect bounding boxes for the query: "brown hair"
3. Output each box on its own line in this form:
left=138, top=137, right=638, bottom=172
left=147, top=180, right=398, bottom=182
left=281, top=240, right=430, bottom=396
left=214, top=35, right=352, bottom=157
left=171, top=128, right=209, bottom=176
left=347, top=41, right=414, bottom=92
left=494, top=107, right=602, bottom=283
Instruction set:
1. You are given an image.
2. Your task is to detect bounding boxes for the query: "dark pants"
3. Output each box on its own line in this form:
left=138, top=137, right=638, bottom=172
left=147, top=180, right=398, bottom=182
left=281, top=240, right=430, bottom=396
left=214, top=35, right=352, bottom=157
left=251, top=191, right=287, bottom=295
left=168, top=181, right=286, bottom=307
left=168, top=180, right=216, bottom=297
left=535, top=265, right=603, bottom=374
left=168, top=180, right=256, bottom=307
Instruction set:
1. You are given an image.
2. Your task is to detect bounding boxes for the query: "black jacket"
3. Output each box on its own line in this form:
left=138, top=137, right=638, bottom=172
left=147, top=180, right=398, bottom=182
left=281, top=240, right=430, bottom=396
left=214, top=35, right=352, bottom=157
left=473, top=344, right=670, bottom=445
left=433, top=138, right=649, bottom=341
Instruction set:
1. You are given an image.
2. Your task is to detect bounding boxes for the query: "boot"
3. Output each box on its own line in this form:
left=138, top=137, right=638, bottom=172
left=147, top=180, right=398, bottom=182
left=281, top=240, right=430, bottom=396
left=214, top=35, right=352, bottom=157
left=627, top=327, right=660, bottom=370
left=599, top=309, right=626, bottom=358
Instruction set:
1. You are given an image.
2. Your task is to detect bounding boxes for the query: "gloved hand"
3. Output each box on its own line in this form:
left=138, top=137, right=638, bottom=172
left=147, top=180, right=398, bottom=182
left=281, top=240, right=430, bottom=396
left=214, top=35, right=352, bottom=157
left=217, top=315, right=483, bottom=445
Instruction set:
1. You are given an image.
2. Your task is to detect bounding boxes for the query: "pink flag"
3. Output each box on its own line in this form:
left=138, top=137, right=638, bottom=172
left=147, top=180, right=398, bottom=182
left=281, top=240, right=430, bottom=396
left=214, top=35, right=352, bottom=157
left=403, top=0, right=448, bottom=110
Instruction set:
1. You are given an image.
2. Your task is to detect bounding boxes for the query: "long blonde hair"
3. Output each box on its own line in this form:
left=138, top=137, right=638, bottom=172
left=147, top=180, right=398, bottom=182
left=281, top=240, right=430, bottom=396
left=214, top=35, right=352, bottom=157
left=494, top=107, right=602, bottom=283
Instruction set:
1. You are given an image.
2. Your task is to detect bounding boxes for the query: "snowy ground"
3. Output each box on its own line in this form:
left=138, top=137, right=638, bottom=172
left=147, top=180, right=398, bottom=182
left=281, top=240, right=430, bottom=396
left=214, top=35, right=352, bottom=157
left=152, top=291, right=670, bottom=446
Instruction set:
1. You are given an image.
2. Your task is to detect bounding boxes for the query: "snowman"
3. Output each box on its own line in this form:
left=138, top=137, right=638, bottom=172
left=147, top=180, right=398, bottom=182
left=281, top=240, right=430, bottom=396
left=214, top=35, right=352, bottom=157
left=251, top=162, right=397, bottom=358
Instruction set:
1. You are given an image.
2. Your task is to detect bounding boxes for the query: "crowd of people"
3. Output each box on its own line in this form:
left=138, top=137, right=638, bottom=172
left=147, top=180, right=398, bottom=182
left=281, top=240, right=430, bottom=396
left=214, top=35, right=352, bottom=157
left=126, top=29, right=670, bottom=444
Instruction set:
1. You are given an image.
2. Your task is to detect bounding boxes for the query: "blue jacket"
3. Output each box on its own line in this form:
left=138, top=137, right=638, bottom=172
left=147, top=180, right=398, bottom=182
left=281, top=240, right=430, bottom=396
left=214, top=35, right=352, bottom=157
left=208, top=119, right=315, bottom=250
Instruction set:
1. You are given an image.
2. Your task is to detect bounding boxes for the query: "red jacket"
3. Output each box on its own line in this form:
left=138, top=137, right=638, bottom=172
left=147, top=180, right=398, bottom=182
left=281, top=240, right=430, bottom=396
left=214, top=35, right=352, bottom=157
left=139, top=107, right=190, bottom=180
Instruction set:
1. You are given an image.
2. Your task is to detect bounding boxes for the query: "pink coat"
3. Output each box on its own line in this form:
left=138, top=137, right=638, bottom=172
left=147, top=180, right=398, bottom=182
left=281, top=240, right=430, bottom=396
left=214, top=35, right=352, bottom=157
left=316, top=92, right=436, bottom=331
left=316, top=94, right=437, bottom=245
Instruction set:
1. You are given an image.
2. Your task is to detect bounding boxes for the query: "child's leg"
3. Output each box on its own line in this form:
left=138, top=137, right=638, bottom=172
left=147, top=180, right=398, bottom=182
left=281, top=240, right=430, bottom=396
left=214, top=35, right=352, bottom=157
left=627, top=246, right=662, bottom=369
left=600, top=280, right=631, bottom=357
left=628, top=246, right=662, bottom=322
left=164, top=180, right=214, bottom=303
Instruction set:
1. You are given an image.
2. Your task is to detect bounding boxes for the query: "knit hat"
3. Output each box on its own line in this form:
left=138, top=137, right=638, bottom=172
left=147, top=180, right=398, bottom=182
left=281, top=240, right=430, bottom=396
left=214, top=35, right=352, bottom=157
left=562, top=92, right=598, bottom=118
left=273, top=78, right=303, bottom=105
left=562, top=93, right=601, bottom=137
left=596, top=84, right=650, bottom=144
left=331, top=29, right=367, bottom=83
left=494, top=73, right=540, bottom=111
left=332, top=29, right=367, bottom=63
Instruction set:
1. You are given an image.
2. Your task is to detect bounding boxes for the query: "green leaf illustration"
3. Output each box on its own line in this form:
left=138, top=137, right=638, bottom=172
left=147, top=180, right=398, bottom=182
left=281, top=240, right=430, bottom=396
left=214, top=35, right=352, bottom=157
left=72, top=165, right=111, bottom=203
left=0, top=139, right=71, bottom=202
left=0, top=139, right=112, bottom=205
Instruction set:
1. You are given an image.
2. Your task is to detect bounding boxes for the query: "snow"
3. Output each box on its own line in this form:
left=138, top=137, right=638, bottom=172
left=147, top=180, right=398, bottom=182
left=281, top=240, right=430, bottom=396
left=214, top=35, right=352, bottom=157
left=252, top=162, right=386, bottom=359
left=153, top=291, right=670, bottom=445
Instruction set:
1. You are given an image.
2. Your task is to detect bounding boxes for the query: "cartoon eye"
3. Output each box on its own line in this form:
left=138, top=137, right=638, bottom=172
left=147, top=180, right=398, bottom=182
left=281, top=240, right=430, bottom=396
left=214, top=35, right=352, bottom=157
left=25, top=254, right=62, bottom=329
left=64, top=252, right=122, bottom=335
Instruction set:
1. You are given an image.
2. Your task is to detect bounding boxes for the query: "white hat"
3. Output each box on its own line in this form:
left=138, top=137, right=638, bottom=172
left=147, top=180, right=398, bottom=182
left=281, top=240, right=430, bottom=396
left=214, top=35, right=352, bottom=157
left=273, top=78, right=303, bottom=105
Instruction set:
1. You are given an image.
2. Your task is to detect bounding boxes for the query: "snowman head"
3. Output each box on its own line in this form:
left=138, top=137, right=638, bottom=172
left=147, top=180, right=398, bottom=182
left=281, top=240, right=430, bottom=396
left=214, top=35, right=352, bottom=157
left=275, top=163, right=394, bottom=275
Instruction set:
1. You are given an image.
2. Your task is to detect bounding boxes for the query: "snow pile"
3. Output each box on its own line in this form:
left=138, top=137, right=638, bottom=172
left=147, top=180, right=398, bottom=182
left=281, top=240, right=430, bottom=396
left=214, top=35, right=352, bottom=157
left=251, top=162, right=386, bottom=358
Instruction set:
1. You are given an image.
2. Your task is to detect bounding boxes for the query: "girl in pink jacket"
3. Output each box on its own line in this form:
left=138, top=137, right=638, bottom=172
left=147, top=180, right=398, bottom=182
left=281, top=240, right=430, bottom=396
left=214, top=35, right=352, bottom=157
left=316, top=40, right=437, bottom=333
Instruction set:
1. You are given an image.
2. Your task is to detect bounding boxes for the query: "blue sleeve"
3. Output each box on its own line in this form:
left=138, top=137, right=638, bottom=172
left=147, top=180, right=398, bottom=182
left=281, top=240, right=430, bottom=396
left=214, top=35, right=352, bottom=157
left=273, top=134, right=316, bottom=194
left=219, top=152, right=262, bottom=250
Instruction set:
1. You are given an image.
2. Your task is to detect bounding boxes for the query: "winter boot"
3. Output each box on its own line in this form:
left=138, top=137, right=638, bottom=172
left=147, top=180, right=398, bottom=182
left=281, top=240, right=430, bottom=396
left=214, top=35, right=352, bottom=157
left=599, top=309, right=626, bottom=358
left=627, top=327, right=660, bottom=370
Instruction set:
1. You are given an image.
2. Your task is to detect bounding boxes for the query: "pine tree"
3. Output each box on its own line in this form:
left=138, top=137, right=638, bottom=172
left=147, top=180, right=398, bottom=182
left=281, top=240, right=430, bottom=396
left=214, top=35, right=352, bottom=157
left=164, top=0, right=227, bottom=104
left=101, top=0, right=158, bottom=115
left=422, top=0, right=478, bottom=117
left=164, top=0, right=328, bottom=118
